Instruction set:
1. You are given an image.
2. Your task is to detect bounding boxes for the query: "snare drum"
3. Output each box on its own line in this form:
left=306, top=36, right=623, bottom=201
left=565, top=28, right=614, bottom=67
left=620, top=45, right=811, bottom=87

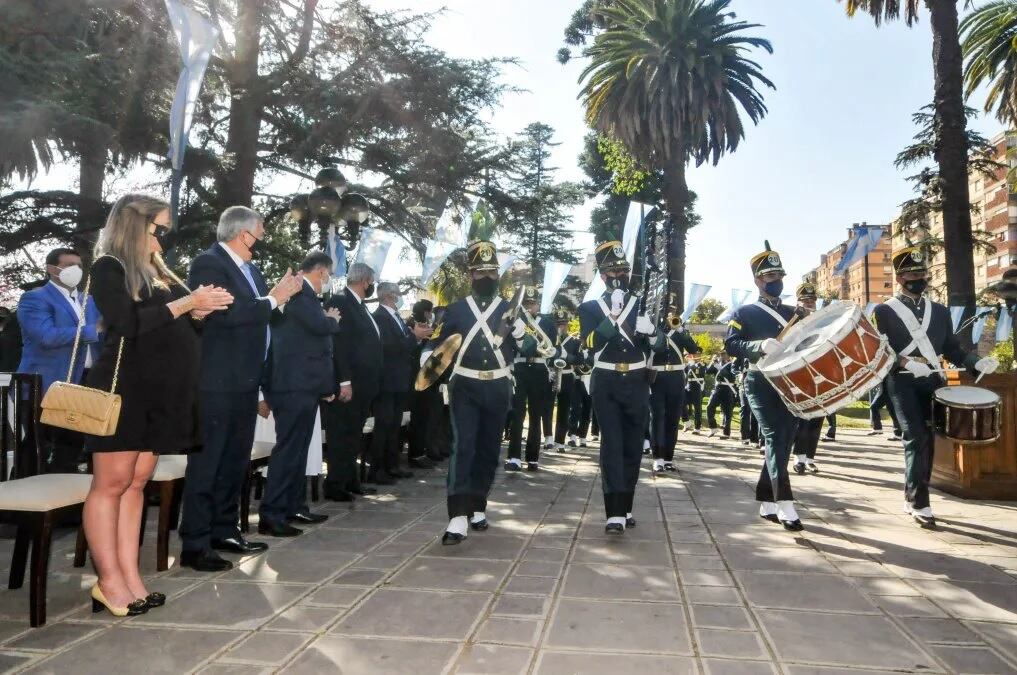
left=758, top=301, right=895, bottom=419
left=932, top=385, right=1000, bottom=444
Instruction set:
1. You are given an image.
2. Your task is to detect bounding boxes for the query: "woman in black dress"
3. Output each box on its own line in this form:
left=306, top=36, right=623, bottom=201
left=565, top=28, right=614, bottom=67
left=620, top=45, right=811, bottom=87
left=84, top=194, right=232, bottom=616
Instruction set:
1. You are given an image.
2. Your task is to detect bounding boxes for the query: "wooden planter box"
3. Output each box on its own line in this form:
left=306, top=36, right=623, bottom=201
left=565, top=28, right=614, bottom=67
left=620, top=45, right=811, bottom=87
left=932, top=372, right=1017, bottom=500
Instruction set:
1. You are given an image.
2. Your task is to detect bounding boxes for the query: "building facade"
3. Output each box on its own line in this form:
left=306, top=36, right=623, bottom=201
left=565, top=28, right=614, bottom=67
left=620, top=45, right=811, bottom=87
left=810, top=223, right=893, bottom=307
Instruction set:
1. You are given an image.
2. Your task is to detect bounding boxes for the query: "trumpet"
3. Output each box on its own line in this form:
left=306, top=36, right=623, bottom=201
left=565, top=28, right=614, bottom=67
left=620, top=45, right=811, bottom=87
left=523, top=315, right=557, bottom=359
left=665, top=312, right=683, bottom=330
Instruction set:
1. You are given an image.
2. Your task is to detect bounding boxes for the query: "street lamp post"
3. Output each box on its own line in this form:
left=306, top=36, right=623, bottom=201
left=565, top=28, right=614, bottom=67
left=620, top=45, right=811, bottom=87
left=288, top=167, right=371, bottom=264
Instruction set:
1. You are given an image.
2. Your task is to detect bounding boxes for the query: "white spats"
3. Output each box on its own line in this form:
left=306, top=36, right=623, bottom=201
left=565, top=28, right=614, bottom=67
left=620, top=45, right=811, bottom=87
left=652, top=459, right=665, bottom=472
left=912, top=505, right=933, bottom=518
left=607, top=516, right=626, bottom=528
left=446, top=516, right=468, bottom=537
left=759, top=502, right=778, bottom=518
left=506, top=458, right=522, bottom=468
left=795, top=454, right=806, bottom=464
left=643, top=438, right=651, bottom=451
left=470, top=512, right=487, bottom=525
left=777, top=500, right=799, bottom=522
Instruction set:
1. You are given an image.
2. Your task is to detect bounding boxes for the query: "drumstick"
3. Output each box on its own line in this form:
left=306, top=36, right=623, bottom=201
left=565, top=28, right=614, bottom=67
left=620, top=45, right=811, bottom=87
left=776, top=312, right=804, bottom=342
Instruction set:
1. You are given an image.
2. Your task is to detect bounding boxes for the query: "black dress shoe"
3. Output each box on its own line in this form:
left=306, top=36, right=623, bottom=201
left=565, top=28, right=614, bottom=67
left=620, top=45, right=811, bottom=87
left=605, top=522, right=625, bottom=534
left=324, top=489, right=354, bottom=502
left=143, top=592, right=166, bottom=608
left=289, top=511, right=329, bottom=524
left=366, top=473, right=396, bottom=486
left=760, top=513, right=780, bottom=523
left=388, top=469, right=414, bottom=479
left=642, top=448, right=651, bottom=455
left=258, top=521, right=303, bottom=537
left=781, top=519, right=804, bottom=532
left=442, top=531, right=466, bottom=545
left=180, top=549, right=233, bottom=572
left=626, top=516, right=637, bottom=528
left=350, top=486, right=377, bottom=496
left=580, top=439, right=588, bottom=447
left=211, top=536, right=269, bottom=554
left=793, top=462, right=806, bottom=475
left=470, top=518, right=489, bottom=531
left=664, top=462, right=677, bottom=472
left=912, top=513, right=937, bottom=529
left=408, top=455, right=435, bottom=469
left=425, top=452, right=444, bottom=463
left=504, top=461, right=522, bottom=472
left=526, top=462, right=539, bottom=472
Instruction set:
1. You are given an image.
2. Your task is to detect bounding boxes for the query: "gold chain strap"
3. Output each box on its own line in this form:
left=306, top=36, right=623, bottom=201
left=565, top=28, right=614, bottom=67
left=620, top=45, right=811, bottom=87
left=67, top=257, right=124, bottom=394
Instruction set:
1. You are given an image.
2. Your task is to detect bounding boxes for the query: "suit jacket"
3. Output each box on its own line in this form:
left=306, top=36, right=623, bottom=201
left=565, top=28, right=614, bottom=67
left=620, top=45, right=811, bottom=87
left=326, top=287, right=382, bottom=400
left=268, top=282, right=340, bottom=395
left=374, top=305, right=418, bottom=393
left=17, top=282, right=102, bottom=392
left=188, top=244, right=276, bottom=393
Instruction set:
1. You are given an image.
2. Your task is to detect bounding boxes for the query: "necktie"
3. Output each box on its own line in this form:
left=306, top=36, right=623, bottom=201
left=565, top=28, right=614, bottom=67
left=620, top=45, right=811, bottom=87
left=395, top=312, right=410, bottom=336
left=242, top=263, right=270, bottom=358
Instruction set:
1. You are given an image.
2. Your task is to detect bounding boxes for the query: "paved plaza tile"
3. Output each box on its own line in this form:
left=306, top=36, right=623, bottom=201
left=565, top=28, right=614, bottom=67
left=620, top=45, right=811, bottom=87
left=4, top=429, right=1017, bottom=673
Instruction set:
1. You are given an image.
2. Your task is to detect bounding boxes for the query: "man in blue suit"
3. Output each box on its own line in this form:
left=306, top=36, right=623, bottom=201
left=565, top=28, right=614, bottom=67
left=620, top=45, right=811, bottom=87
left=180, top=206, right=303, bottom=572
left=258, top=252, right=339, bottom=536
left=17, top=248, right=101, bottom=472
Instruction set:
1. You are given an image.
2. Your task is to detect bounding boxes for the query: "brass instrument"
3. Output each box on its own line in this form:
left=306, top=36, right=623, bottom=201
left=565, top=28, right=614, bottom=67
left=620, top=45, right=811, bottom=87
left=523, top=313, right=557, bottom=359
left=665, top=312, right=682, bottom=330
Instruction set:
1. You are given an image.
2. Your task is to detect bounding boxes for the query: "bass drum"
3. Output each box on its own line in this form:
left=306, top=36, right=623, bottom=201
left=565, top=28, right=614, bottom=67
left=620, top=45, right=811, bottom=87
left=932, top=385, right=1000, bottom=445
left=758, top=301, right=895, bottom=419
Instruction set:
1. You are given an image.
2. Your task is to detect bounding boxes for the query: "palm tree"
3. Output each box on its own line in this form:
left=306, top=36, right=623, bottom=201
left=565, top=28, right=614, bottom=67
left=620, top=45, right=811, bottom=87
left=960, top=1, right=1017, bottom=126
left=840, top=0, right=978, bottom=336
left=577, top=0, right=773, bottom=312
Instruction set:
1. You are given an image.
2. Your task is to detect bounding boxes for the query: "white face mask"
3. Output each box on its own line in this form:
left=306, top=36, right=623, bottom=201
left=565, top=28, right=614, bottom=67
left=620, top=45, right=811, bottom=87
left=57, top=265, right=83, bottom=288
left=395, top=294, right=405, bottom=310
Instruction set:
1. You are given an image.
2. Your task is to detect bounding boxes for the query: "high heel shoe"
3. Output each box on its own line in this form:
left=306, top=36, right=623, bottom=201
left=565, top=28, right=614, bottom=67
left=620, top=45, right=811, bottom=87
left=143, top=592, right=166, bottom=608
left=90, top=585, right=148, bottom=617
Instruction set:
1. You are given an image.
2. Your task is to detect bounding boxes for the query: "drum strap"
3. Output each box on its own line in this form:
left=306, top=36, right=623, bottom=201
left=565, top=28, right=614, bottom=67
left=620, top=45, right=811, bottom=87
left=752, top=301, right=788, bottom=329
left=885, top=297, right=938, bottom=366
left=665, top=331, right=686, bottom=365
left=461, top=297, right=507, bottom=371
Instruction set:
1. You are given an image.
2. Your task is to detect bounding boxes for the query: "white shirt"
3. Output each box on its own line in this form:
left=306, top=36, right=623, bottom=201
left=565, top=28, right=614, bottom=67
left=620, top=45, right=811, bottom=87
left=217, top=242, right=278, bottom=310
left=50, top=281, right=92, bottom=367
left=381, top=304, right=408, bottom=336
left=351, top=289, right=380, bottom=337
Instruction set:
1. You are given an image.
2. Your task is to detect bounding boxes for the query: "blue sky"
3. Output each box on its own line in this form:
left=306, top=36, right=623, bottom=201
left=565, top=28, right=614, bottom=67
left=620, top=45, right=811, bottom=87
left=367, top=0, right=1002, bottom=302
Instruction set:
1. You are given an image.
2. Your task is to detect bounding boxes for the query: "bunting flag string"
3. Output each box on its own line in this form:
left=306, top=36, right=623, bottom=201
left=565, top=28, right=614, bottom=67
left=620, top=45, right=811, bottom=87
left=972, top=307, right=993, bottom=344
left=681, top=283, right=712, bottom=322
left=354, top=227, right=395, bottom=274
left=949, top=306, right=966, bottom=332
left=996, top=308, right=1013, bottom=344
left=419, top=239, right=459, bottom=285
left=541, top=262, right=573, bottom=315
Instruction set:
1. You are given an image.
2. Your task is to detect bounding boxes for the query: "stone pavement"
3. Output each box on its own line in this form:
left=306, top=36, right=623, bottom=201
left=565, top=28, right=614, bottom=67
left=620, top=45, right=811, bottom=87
left=4, top=428, right=1017, bottom=674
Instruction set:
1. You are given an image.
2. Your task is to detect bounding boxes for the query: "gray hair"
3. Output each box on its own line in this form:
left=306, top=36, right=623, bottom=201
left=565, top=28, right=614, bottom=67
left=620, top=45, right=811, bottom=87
left=216, top=206, right=263, bottom=242
left=347, top=262, right=375, bottom=285
left=377, top=282, right=400, bottom=300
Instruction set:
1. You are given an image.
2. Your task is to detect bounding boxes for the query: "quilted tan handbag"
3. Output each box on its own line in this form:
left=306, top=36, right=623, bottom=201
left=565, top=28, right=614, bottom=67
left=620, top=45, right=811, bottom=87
left=40, top=262, right=125, bottom=436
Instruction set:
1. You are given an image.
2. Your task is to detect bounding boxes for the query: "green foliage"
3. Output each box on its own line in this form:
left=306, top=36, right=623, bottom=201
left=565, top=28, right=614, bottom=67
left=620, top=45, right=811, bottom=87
left=597, top=136, right=650, bottom=196
left=691, top=331, right=725, bottom=359
left=990, top=335, right=1015, bottom=373
left=690, top=298, right=726, bottom=324
left=962, top=1, right=1017, bottom=128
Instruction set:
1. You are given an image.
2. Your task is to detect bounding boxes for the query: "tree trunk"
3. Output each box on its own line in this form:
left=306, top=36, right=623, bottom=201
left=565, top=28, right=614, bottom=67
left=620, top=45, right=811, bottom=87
left=928, top=0, right=977, bottom=346
left=218, top=0, right=264, bottom=208
left=663, top=162, right=689, bottom=315
left=77, top=139, right=108, bottom=260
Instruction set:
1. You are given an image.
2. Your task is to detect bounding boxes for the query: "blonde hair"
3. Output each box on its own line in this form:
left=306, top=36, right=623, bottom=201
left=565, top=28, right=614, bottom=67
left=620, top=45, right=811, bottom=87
left=95, top=194, right=186, bottom=300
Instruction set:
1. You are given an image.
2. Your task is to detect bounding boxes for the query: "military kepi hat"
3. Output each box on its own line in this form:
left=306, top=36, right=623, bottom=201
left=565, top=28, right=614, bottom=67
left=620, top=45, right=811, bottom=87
left=595, top=240, right=629, bottom=271
left=892, top=246, right=928, bottom=274
left=750, top=241, right=785, bottom=277
left=466, top=240, right=499, bottom=271
left=523, top=287, right=540, bottom=305
left=795, top=281, right=817, bottom=299
left=552, top=307, right=570, bottom=323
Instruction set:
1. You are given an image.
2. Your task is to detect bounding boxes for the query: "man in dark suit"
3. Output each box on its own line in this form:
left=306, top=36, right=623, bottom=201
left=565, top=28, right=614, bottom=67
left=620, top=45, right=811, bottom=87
left=407, top=300, right=441, bottom=465
left=369, top=283, right=433, bottom=484
left=181, top=206, right=302, bottom=571
left=322, top=262, right=382, bottom=501
left=259, top=252, right=340, bottom=536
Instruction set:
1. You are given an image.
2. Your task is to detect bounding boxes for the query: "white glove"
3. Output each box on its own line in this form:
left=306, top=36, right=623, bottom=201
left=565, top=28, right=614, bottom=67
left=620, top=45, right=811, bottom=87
left=904, top=359, right=934, bottom=378
left=635, top=315, right=655, bottom=335
left=759, top=338, right=783, bottom=356
left=512, top=318, right=526, bottom=340
left=610, top=289, right=625, bottom=317
left=975, top=356, right=999, bottom=376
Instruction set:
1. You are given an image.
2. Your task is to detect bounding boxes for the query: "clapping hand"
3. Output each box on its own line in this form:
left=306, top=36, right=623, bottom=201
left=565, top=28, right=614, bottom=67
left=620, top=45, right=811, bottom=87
left=269, top=268, right=303, bottom=305
left=338, top=383, right=353, bottom=403
left=257, top=400, right=271, bottom=418
left=326, top=307, right=342, bottom=323
left=190, top=285, right=234, bottom=313
left=412, top=322, right=433, bottom=340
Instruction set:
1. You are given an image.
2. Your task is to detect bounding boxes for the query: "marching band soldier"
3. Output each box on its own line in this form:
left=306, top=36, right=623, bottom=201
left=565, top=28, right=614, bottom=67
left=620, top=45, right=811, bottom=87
left=552, top=309, right=581, bottom=452
left=737, top=360, right=761, bottom=450
left=567, top=347, right=594, bottom=447
left=724, top=243, right=803, bottom=531
left=682, top=355, right=705, bottom=433
left=791, top=281, right=822, bottom=475
left=421, top=240, right=525, bottom=545
left=706, top=355, right=738, bottom=439
left=578, top=241, right=660, bottom=534
left=507, top=288, right=556, bottom=472
left=873, top=246, right=997, bottom=528
left=649, top=317, right=700, bottom=473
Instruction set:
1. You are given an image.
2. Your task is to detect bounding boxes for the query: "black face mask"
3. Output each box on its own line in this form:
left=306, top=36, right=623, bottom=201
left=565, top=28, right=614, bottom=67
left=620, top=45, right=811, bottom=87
left=154, top=228, right=176, bottom=253
left=364, top=283, right=375, bottom=299
left=903, top=279, right=928, bottom=296
left=607, top=276, right=628, bottom=291
left=245, top=232, right=266, bottom=258
left=472, top=277, right=497, bottom=297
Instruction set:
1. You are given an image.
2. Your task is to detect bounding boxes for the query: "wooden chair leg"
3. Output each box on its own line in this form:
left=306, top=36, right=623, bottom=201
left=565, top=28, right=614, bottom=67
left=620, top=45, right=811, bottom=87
left=252, top=469, right=264, bottom=501
left=29, top=514, right=52, bottom=627
left=73, top=523, right=87, bottom=568
left=240, top=470, right=253, bottom=534
left=9, top=524, right=30, bottom=590
left=156, top=480, right=175, bottom=572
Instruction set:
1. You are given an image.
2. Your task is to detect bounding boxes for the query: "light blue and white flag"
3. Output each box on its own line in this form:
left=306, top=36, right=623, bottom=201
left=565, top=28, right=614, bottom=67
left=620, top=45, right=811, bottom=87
left=949, top=306, right=966, bottom=332
left=864, top=302, right=878, bottom=318
left=433, top=197, right=478, bottom=248
left=816, top=298, right=826, bottom=311
left=584, top=203, right=648, bottom=302
left=717, top=289, right=752, bottom=323
left=354, top=227, right=394, bottom=274
left=541, top=261, right=573, bottom=315
left=326, top=224, right=348, bottom=278
left=420, top=239, right=458, bottom=285
left=973, top=307, right=994, bottom=343
left=498, top=254, right=518, bottom=276
left=997, top=308, right=1013, bottom=343
left=681, top=283, right=712, bottom=322
left=834, top=225, right=885, bottom=277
